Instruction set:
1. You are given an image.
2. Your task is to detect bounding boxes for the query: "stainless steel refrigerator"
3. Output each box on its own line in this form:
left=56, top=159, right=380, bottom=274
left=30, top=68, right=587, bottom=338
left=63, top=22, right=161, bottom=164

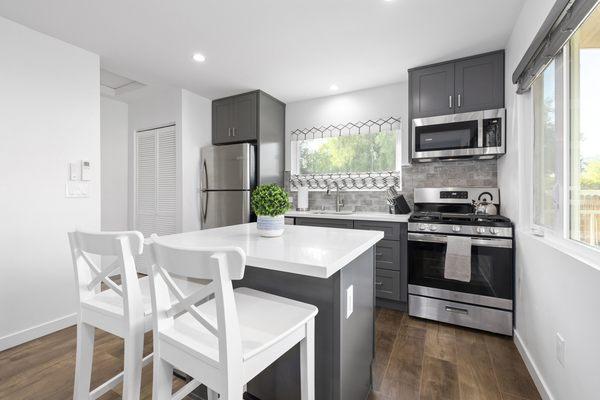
left=200, top=143, right=256, bottom=229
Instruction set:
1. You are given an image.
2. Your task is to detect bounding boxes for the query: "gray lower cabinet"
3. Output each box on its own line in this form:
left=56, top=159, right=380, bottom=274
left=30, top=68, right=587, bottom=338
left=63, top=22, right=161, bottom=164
left=375, top=239, right=400, bottom=271
left=295, top=217, right=354, bottom=229
left=375, top=269, right=400, bottom=301
left=294, top=217, right=407, bottom=309
left=354, top=220, right=401, bottom=240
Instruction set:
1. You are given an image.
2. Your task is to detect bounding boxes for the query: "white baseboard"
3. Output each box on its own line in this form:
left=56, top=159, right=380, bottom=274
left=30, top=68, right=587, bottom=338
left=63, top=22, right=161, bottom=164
left=513, top=329, right=554, bottom=400
left=0, top=313, right=77, bottom=352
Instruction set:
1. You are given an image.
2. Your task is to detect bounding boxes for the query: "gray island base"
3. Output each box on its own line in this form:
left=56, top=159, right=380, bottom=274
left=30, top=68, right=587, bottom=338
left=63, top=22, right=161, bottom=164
left=238, top=248, right=374, bottom=400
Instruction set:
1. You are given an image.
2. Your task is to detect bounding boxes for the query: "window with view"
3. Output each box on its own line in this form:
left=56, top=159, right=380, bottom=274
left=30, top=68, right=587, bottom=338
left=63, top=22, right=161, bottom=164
left=296, top=130, right=399, bottom=175
left=532, top=5, right=600, bottom=251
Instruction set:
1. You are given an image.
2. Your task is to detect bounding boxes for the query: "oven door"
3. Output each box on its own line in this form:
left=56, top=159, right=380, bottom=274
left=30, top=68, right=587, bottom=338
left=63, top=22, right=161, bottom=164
left=408, top=232, right=513, bottom=305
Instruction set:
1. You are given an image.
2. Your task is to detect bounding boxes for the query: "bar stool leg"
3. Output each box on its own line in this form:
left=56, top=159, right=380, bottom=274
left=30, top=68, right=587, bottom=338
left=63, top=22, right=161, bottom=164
left=152, top=356, right=174, bottom=400
left=122, top=329, right=144, bottom=400
left=300, top=319, right=315, bottom=400
left=73, top=322, right=95, bottom=400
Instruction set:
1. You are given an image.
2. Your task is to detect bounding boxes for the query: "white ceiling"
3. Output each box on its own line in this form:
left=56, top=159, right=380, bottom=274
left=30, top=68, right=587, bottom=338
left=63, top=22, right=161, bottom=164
left=100, top=69, right=137, bottom=90
left=0, top=0, right=524, bottom=102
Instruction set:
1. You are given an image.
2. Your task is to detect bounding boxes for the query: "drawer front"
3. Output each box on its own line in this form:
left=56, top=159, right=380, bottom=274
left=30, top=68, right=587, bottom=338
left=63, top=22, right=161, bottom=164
left=295, top=217, right=354, bottom=229
left=375, top=269, right=400, bottom=301
left=354, top=220, right=400, bottom=241
left=408, top=295, right=513, bottom=336
left=375, top=240, right=400, bottom=271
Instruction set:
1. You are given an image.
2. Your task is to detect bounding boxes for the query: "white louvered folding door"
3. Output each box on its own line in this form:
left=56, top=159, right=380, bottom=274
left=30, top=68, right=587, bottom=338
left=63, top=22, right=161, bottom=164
left=135, top=125, right=177, bottom=237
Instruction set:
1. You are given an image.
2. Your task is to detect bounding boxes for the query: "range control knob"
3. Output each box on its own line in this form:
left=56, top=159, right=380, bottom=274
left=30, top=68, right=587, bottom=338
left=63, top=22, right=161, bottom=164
left=490, top=227, right=499, bottom=235
left=476, top=227, right=486, bottom=234
left=419, top=223, right=428, bottom=231
left=452, top=225, right=461, bottom=232
left=428, top=225, right=438, bottom=231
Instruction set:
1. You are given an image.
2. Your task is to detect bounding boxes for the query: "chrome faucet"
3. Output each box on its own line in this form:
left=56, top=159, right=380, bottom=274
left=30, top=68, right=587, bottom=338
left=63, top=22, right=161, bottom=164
left=326, top=181, right=344, bottom=212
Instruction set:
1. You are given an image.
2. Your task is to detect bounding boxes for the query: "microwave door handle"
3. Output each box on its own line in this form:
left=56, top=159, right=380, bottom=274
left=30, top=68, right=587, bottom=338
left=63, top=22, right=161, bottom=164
left=478, top=117, right=484, bottom=147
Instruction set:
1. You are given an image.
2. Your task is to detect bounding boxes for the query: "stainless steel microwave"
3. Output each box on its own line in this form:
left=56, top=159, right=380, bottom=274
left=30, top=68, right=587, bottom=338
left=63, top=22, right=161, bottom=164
left=411, top=108, right=506, bottom=162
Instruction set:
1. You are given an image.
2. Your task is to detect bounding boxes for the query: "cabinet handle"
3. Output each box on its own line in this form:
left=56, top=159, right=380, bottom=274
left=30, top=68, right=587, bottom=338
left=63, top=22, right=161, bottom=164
left=232, top=127, right=236, bottom=137
left=449, top=95, right=453, bottom=109
left=375, top=281, right=384, bottom=286
left=228, top=128, right=232, bottom=137
left=457, top=94, right=462, bottom=108
left=445, top=305, right=468, bottom=315
left=375, top=252, right=383, bottom=256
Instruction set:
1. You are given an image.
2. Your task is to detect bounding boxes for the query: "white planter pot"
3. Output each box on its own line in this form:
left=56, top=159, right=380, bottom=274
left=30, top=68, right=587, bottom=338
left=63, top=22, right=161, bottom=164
left=256, top=215, right=285, bottom=237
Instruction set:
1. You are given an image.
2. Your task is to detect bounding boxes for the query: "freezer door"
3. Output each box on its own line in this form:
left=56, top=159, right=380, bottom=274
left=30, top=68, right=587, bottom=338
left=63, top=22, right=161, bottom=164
left=201, top=143, right=255, bottom=190
left=200, top=190, right=251, bottom=229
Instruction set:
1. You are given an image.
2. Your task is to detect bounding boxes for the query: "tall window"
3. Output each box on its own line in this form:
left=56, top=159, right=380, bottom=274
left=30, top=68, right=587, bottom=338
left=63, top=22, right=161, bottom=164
left=570, top=10, right=600, bottom=249
left=532, top=5, right=600, bottom=251
left=533, top=58, right=563, bottom=230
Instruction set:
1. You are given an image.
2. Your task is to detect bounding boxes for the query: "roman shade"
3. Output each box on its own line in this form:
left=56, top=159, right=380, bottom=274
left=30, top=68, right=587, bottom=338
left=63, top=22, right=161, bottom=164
left=513, top=0, right=599, bottom=93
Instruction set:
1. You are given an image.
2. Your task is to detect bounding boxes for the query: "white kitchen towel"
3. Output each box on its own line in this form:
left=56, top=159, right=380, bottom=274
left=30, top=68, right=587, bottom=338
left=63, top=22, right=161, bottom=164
left=444, top=236, right=472, bottom=282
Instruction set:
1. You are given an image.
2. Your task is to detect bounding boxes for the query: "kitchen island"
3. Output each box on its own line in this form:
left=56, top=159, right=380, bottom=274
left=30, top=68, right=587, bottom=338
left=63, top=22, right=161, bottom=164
left=156, top=223, right=383, bottom=400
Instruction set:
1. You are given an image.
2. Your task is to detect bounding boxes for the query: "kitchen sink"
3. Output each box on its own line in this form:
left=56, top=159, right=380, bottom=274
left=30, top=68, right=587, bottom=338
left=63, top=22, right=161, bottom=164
left=309, top=210, right=355, bottom=215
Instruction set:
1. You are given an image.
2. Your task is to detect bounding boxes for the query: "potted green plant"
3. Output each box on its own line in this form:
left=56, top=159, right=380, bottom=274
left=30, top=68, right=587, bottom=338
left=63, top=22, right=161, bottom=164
left=251, top=184, right=292, bottom=237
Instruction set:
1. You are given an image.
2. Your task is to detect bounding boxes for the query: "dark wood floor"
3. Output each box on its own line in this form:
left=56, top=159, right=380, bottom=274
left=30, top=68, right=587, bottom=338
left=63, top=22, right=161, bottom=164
left=0, top=308, right=540, bottom=400
left=370, top=308, right=540, bottom=400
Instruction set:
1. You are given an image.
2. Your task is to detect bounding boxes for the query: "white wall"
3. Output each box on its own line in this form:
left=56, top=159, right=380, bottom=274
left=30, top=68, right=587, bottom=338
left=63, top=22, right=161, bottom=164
left=500, top=1, right=600, bottom=399
left=101, top=96, right=128, bottom=232
left=285, top=82, right=409, bottom=169
left=181, top=89, right=212, bottom=232
left=0, top=16, right=100, bottom=350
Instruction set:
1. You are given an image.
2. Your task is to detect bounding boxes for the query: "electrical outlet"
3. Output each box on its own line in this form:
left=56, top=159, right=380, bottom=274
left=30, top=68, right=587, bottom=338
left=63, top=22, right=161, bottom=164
left=556, top=333, right=565, bottom=367
left=345, top=285, right=353, bottom=319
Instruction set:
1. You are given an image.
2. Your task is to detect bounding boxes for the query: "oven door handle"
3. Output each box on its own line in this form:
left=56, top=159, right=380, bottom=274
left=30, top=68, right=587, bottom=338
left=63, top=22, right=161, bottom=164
left=408, top=233, right=512, bottom=249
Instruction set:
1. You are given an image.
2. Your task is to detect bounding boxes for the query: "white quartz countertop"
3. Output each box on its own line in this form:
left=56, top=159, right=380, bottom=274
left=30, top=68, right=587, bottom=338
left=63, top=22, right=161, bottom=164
left=285, top=210, right=411, bottom=223
left=155, top=223, right=384, bottom=279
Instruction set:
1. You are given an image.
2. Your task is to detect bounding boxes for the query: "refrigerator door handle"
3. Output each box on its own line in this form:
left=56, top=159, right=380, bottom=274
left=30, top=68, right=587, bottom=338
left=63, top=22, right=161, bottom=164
left=201, top=160, right=209, bottom=226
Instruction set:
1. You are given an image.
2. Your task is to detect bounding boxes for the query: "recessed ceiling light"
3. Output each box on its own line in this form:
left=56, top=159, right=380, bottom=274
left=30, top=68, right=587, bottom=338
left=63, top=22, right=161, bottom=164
left=192, top=53, right=206, bottom=63
left=329, top=84, right=339, bottom=91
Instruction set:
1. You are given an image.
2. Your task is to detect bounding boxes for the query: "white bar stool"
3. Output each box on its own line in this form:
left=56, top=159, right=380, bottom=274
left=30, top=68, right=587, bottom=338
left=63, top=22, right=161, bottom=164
left=68, top=230, right=203, bottom=400
left=146, top=234, right=318, bottom=400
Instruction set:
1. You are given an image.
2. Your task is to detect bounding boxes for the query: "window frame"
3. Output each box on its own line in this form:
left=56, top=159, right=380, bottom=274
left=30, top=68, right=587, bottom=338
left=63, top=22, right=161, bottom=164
left=289, top=127, right=403, bottom=191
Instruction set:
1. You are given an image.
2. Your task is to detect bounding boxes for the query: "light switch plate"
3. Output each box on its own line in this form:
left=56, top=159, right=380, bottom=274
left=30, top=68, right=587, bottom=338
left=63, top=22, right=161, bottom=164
left=69, top=162, right=80, bottom=181
left=345, top=285, right=354, bottom=319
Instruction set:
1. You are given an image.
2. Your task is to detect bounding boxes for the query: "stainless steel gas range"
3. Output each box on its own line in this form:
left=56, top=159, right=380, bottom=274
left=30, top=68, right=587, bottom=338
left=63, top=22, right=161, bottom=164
left=407, top=187, right=514, bottom=336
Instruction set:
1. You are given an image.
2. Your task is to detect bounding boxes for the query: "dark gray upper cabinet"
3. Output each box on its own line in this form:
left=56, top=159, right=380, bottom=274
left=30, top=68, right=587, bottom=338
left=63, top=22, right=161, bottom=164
left=409, top=50, right=505, bottom=119
left=212, top=91, right=266, bottom=144
left=212, top=90, right=286, bottom=185
left=454, top=52, right=504, bottom=113
left=232, top=92, right=258, bottom=141
left=409, top=63, right=455, bottom=118
left=213, top=97, right=234, bottom=143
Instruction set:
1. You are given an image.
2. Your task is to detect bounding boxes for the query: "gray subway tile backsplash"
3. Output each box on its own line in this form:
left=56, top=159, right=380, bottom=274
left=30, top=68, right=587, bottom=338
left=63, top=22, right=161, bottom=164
left=290, top=159, right=497, bottom=213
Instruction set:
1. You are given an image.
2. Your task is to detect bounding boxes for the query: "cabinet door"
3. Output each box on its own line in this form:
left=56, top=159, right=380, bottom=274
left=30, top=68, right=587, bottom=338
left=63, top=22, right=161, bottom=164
left=454, top=52, right=504, bottom=113
left=410, top=63, right=455, bottom=118
left=232, top=92, right=258, bottom=141
left=212, top=98, right=234, bottom=144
